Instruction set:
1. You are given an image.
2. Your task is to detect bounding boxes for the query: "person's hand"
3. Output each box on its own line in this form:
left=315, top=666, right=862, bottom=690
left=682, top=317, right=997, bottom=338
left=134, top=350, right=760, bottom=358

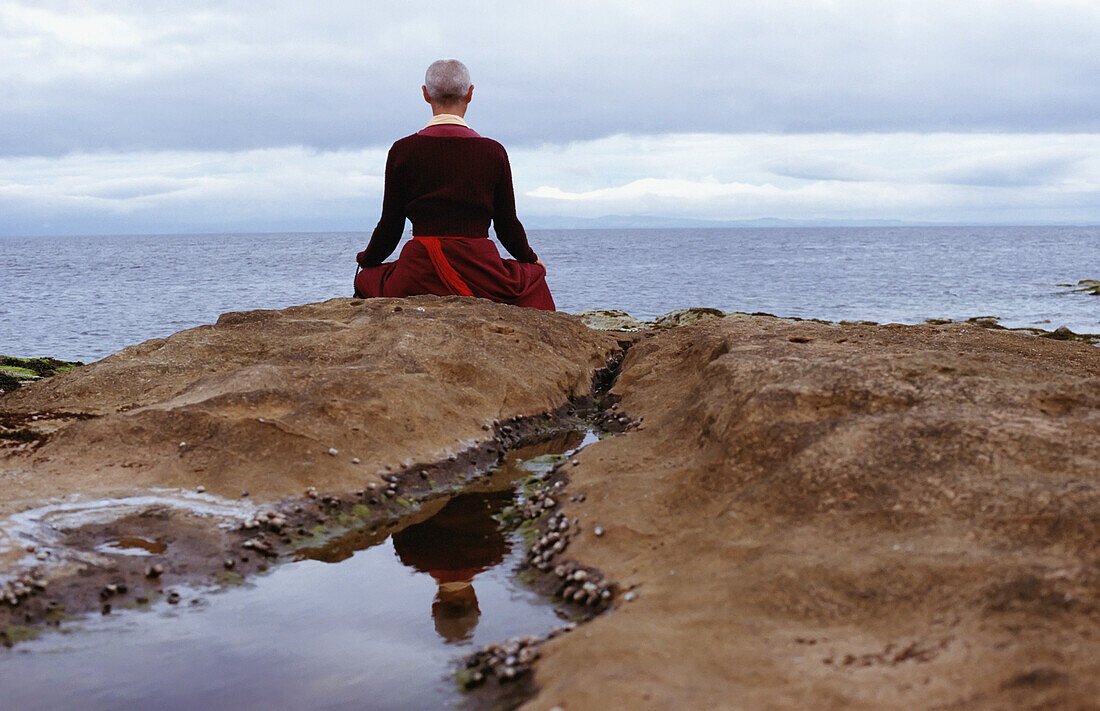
left=535, top=258, right=545, bottom=270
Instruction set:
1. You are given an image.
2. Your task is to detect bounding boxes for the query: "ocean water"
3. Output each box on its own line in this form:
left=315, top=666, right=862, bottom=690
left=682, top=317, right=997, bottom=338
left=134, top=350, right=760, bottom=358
left=1, top=226, right=1097, bottom=362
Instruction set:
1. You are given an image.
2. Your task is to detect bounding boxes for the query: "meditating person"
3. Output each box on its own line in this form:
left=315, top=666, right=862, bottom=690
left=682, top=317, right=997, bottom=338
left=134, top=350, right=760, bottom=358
left=354, top=59, right=555, bottom=311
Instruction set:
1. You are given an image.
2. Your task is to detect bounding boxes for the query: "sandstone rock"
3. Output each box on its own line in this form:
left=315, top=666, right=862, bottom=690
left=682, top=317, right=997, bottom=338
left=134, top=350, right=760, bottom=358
left=576, top=307, right=730, bottom=332
left=4, top=299, right=1099, bottom=709
left=648, top=307, right=727, bottom=329
left=526, top=316, right=1100, bottom=711
left=574, top=309, right=647, bottom=332
left=0, top=297, right=620, bottom=516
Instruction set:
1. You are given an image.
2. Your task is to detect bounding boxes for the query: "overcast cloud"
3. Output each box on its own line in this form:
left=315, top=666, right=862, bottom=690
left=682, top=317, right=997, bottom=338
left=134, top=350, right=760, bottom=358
left=1, top=0, right=1098, bottom=233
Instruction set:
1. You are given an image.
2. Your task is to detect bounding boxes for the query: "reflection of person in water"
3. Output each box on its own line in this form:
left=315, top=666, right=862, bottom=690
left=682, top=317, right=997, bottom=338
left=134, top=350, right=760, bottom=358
left=392, top=492, right=510, bottom=642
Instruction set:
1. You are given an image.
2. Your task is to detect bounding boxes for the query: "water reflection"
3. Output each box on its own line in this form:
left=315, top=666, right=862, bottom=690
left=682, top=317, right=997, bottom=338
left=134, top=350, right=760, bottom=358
left=0, top=430, right=593, bottom=710
left=392, top=491, right=511, bottom=642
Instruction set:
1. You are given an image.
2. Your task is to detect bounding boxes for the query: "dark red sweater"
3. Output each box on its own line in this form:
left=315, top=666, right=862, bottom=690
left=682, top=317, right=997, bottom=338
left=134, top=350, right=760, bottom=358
left=357, top=125, right=538, bottom=266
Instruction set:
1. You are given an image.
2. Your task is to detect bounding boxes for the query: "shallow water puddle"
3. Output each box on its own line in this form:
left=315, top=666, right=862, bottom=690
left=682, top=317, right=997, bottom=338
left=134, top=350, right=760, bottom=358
left=99, top=536, right=169, bottom=556
left=0, top=492, right=257, bottom=572
left=0, top=431, right=594, bottom=710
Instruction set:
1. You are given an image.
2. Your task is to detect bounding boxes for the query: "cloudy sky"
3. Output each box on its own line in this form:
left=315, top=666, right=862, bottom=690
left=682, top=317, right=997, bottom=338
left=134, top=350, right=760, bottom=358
left=1, top=0, right=1098, bottom=236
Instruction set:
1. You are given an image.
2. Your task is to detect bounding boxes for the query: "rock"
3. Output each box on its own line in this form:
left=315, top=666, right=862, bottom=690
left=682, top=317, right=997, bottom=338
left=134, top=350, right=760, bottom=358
left=0, top=371, right=21, bottom=393
left=5, top=303, right=1098, bottom=708
left=966, top=315, right=1005, bottom=329
left=925, top=317, right=1098, bottom=345
left=575, top=309, right=647, bottom=332
left=577, top=307, right=730, bottom=333
left=648, top=307, right=727, bottom=329
left=0, top=297, right=619, bottom=513
left=525, top=315, right=1100, bottom=711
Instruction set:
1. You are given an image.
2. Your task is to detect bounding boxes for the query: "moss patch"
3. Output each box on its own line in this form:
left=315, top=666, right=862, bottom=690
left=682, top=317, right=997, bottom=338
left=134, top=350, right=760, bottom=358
left=0, top=356, right=83, bottom=378
left=45, top=609, right=74, bottom=622
left=517, top=518, right=544, bottom=547
left=2, top=624, right=40, bottom=644
left=215, top=571, right=245, bottom=587
left=0, top=371, right=21, bottom=393
left=494, top=504, right=522, bottom=529
left=927, top=317, right=1100, bottom=345
left=1058, top=279, right=1100, bottom=295
left=0, top=365, right=36, bottom=377
left=1, top=355, right=83, bottom=394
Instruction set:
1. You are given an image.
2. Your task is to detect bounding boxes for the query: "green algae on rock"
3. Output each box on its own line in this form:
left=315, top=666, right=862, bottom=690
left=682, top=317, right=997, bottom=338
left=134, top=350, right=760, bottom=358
left=1070, top=279, right=1099, bottom=295
left=0, top=356, right=82, bottom=380
left=1055, top=279, right=1099, bottom=295
left=0, top=356, right=84, bottom=395
left=945, top=315, right=1100, bottom=345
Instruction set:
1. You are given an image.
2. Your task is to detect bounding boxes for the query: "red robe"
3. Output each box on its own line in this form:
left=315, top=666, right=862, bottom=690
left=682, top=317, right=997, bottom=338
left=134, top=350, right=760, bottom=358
left=354, top=123, right=555, bottom=311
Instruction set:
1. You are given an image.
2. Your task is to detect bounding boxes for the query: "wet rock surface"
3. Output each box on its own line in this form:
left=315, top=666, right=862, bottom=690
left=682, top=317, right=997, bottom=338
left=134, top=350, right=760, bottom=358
left=1058, top=278, right=1100, bottom=296
left=946, top=314, right=1100, bottom=345
left=523, top=316, right=1100, bottom=710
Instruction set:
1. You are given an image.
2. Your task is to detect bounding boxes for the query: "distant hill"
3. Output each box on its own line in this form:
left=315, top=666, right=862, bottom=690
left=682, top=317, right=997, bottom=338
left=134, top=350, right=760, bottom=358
left=521, top=215, right=929, bottom=229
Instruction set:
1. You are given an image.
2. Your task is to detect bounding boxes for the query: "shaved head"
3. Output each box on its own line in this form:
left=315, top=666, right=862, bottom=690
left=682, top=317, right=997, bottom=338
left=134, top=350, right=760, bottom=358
left=424, top=59, right=472, bottom=103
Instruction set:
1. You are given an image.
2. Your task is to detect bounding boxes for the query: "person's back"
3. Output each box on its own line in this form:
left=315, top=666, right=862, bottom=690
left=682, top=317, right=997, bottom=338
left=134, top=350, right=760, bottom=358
left=393, top=132, right=503, bottom=233
left=354, top=59, right=554, bottom=310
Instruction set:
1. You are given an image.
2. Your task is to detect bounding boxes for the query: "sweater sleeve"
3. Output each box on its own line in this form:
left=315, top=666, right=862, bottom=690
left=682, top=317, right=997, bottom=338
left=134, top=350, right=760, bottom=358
left=357, top=145, right=406, bottom=267
left=492, top=147, right=538, bottom=263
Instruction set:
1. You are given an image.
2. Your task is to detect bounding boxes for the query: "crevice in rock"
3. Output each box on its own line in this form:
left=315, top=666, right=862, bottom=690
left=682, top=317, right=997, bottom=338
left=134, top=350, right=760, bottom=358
left=457, top=340, right=642, bottom=710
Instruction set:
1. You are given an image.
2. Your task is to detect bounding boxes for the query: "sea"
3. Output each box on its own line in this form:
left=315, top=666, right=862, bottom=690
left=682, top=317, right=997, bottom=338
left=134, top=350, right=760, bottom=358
left=1, top=226, right=1097, bottom=363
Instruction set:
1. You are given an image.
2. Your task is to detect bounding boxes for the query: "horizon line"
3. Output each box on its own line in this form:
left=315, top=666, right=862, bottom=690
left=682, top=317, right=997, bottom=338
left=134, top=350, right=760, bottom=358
left=3, top=221, right=1099, bottom=240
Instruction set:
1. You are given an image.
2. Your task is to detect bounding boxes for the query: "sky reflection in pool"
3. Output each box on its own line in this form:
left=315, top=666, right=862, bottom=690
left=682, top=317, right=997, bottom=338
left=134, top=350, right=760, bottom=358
left=0, top=435, right=589, bottom=711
